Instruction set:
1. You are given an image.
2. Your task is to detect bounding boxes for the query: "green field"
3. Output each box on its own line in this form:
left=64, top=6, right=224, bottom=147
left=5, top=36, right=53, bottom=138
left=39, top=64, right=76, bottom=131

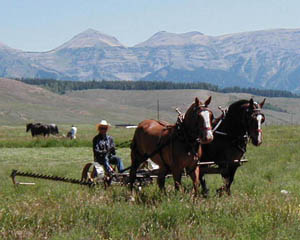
left=1, top=125, right=300, bottom=239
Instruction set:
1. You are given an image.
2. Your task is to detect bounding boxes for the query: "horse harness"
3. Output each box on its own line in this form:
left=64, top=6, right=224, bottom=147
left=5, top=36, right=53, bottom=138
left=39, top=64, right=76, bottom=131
left=173, top=105, right=213, bottom=158
left=155, top=105, right=212, bottom=165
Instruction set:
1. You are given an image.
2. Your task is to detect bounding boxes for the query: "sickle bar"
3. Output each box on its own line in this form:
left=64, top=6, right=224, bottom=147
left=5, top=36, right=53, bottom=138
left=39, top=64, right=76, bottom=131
left=10, top=169, right=94, bottom=187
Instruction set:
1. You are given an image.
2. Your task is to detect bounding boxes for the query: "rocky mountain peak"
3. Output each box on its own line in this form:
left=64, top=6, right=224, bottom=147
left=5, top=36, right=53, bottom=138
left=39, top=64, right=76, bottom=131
left=0, top=41, right=15, bottom=50
left=134, top=30, right=211, bottom=47
left=54, top=28, right=124, bottom=51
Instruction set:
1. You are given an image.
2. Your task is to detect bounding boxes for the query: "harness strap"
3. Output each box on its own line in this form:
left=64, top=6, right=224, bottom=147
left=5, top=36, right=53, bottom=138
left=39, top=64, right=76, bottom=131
left=213, top=121, right=223, bottom=132
left=212, top=107, right=227, bottom=132
left=120, top=137, right=173, bottom=173
left=214, top=130, right=228, bottom=136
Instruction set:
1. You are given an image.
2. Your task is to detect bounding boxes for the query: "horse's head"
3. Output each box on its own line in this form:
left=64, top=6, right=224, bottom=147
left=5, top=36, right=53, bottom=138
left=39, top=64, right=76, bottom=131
left=242, top=98, right=266, bottom=146
left=26, top=123, right=32, bottom=132
left=184, top=96, right=214, bottom=144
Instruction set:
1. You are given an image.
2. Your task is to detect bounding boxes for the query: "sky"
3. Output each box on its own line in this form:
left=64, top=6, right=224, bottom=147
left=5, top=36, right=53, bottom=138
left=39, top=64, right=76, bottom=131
left=1, top=0, right=300, bottom=52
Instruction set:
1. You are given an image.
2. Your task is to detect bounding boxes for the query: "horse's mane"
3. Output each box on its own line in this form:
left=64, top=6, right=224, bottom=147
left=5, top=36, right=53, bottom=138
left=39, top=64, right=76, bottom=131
left=221, top=99, right=250, bottom=133
left=184, top=102, right=198, bottom=119
left=227, top=99, right=249, bottom=113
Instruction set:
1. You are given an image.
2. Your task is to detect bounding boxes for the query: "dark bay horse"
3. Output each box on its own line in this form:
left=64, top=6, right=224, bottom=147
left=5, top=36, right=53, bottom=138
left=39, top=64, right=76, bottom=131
left=129, top=97, right=214, bottom=195
left=200, top=98, right=266, bottom=196
left=26, top=123, right=50, bottom=137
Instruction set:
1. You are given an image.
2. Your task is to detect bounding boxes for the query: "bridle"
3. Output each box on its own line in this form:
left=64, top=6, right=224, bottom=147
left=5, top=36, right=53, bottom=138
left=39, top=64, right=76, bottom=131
left=194, top=105, right=213, bottom=131
left=244, top=108, right=265, bottom=135
left=174, top=104, right=213, bottom=158
left=176, top=104, right=213, bottom=144
left=213, top=104, right=265, bottom=137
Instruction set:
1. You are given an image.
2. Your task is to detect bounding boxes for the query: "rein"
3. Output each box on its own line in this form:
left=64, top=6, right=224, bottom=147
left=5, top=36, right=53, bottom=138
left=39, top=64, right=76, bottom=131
left=120, top=137, right=173, bottom=173
left=121, top=115, right=192, bottom=174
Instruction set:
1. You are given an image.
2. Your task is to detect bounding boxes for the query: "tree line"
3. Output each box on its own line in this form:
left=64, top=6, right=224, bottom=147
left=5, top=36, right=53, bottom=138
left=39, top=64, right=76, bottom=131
left=16, top=78, right=300, bottom=98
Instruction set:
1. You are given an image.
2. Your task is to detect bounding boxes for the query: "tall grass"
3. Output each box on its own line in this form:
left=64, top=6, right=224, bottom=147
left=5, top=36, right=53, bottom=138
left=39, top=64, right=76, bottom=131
left=1, top=125, right=300, bottom=239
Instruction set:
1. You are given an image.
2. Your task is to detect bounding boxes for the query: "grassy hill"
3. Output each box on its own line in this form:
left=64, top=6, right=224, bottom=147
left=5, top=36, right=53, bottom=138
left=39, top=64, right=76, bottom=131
left=1, top=78, right=300, bottom=126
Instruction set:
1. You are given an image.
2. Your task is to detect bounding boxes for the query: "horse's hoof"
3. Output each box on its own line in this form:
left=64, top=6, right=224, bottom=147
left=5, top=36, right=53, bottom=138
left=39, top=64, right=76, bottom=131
left=128, top=196, right=135, bottom=202
left=201, top=189, right=209, bottom=198
left=216, top=188, right=224, bottom=197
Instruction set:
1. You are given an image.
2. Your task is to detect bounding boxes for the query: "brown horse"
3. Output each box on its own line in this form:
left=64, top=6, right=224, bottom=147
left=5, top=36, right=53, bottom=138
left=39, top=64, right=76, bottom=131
left=200, top=98, right=266, bottom=196
left=129, top=97, right=214, bottom=195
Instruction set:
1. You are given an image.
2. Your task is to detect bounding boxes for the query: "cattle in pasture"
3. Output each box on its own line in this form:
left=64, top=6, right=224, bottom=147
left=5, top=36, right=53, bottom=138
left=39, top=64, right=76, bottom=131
left=49, top=124, right=59, bottom=135
left=26, top=123, right=59, bottom=137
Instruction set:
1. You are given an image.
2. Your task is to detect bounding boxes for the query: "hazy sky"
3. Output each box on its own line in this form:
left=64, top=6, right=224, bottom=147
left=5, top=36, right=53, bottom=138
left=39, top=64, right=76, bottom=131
left=1, top=0, right=300, bottom=52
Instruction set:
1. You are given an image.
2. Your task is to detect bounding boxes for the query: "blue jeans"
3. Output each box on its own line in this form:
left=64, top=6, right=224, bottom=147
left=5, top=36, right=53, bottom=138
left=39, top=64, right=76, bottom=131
left=97, top=155, right=124, bottom=173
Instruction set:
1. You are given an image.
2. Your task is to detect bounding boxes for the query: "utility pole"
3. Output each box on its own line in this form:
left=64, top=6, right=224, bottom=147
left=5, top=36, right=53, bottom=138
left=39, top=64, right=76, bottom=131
left=157, top=99, right=160, bottom=120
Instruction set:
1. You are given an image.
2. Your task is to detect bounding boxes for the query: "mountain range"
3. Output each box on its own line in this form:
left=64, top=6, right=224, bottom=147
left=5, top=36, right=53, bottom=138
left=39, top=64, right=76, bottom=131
left=1, top=28, right=300, bottom=92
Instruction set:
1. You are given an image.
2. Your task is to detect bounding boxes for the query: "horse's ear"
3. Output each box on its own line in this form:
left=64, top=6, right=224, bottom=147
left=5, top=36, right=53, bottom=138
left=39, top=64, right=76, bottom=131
left=204, top=96, right=212, bottom=107
left=259, top=98, right=266, bottom=109
left=249, top=98, right=254, bottom=106
left=195, top=97, right=200, bottom=106
left=249, top=98, right=255, bottom=109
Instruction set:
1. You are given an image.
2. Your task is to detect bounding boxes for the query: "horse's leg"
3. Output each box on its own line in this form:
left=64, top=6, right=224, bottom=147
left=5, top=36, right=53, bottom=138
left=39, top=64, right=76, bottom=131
left=188, top=166, right=200, bottom=197
left=217, top=165, right=238, bottom=196
left=129, top=162, right=138, bottom=191
left=172, top=169, right=182, bottom=192
left=224, top=166, right=238, bottom=195
left=157, top=165, right=168, bottom=193
left=199, top=173, right=209, bottom=197
left=129, top=143, right=144, bottom=192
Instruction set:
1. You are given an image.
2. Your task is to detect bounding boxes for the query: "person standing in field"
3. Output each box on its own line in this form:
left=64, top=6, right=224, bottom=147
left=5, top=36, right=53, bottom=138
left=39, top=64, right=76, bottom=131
left=93, top=120, right=124, bottom=174
left=67, top=125, right=77, bottom=139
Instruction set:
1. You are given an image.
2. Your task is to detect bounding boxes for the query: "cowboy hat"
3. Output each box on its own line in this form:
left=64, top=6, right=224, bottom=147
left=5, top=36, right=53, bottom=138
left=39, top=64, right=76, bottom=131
left=96, top=120, right=111, bottom=131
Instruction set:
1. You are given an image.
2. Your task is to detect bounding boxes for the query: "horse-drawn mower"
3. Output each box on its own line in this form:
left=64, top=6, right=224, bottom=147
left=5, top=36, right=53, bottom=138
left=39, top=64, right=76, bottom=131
left=10, top=162, right=158, bottom=188
left=10, top=159, right=248, bottom=189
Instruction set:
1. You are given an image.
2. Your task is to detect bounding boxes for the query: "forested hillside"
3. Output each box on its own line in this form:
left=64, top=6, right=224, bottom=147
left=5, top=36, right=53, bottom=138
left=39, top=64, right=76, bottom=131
left=17, top=78, right=299, bottom=98
left=1, top=78, right=300, bottom=125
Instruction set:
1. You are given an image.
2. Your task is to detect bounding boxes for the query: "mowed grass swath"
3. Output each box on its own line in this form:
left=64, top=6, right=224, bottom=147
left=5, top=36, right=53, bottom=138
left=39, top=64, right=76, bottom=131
left=1, top=125, right=300, bottom=239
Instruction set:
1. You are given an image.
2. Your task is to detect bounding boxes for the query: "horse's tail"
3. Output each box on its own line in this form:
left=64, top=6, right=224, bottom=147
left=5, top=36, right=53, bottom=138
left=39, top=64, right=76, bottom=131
left=130, top=133, right=141, bottom=165
left=129, top=130, right=145, bottom=190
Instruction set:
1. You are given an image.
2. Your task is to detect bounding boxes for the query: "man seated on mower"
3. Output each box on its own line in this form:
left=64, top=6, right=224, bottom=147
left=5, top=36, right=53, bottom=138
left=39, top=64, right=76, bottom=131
left=93, top=120, right=124, bottom=175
